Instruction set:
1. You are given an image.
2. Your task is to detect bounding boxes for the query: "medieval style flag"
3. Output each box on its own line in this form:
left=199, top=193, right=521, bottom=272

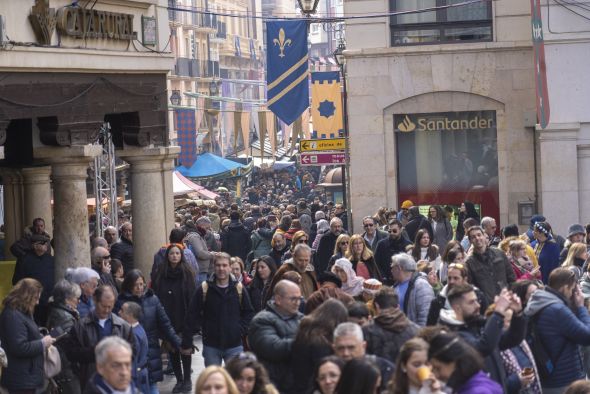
left=174, top=109, right=197, bottom=167
left=310, top=71, right=343, bottom=139
left=266, top=20, right=309, bottom=125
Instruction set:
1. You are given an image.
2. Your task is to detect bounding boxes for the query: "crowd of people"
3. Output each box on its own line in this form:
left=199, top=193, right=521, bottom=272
left=4, top=191, right=590, bottom=394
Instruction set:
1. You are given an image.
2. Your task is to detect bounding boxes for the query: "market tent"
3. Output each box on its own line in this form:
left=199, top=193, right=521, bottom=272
left=173, top=171, right=219, bottom=199
left=176, top=152, right=246, bottom=178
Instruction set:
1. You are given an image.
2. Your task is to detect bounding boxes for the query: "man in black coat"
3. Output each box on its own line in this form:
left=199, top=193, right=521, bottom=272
left=110, top=223, right=134, bottom=273
left=315, top=217, right=344, bottom=274
left=220, top=211, right=252, bottom=262
left=11, top=233, right=54, bottom=325
left=64, top=286, right=135, bottom=391
left=374, top=220, right=411, bottom=284
left=404, top=206, right=433, bottom=244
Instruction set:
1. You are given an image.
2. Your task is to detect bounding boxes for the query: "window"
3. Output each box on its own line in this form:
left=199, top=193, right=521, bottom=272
left=390, top=0, right=492, bottom=45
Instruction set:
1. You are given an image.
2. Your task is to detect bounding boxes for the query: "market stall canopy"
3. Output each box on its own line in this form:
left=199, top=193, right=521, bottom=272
left=173, top=171, right=219, bottom=199
left=176, top=152, right=247, bottom=178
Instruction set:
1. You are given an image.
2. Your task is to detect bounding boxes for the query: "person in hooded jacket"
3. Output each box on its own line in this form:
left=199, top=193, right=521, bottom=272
left=455, top=201, right=480, bottom=242
left=533, top=221, right=561, bottom=284
left=362, top=288, right=419, bottom=364
left=152, top=244, right=197, bottom=393
left=524, top=268, right=590, bottom=393
left=404, top=206, right=433, bottom=245
left=221, top=211, right=253, bottom=262
left=114, top=269, right=182, bottom=393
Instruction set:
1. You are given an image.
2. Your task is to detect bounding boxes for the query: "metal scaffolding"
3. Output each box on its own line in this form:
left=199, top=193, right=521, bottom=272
left=92, top=122, right=118, bottom=237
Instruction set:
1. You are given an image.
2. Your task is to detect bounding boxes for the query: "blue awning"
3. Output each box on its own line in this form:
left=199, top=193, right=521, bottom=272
left=176, top=152, right=246, bottom=178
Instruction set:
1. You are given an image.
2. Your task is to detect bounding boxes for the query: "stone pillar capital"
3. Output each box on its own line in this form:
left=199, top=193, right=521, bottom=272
left=117, top=146, right=180, bottom=173
left=21, top=166, right=52, bottom=184
left=34, top=145, right=103, bottom=165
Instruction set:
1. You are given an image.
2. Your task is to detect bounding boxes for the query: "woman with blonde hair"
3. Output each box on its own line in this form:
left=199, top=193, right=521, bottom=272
left=508, top=239, right=540, bottom=281
left=346, top=234, right=382, bottom=280
left=280, top=230, right=309, bottom=262
left=327, top=234, right=350, bottom=269
left=195, top=365, right=239, bottom=394
left=562, top=242, right=589, bottom=280
left=0, top=278, right=56, bottom=393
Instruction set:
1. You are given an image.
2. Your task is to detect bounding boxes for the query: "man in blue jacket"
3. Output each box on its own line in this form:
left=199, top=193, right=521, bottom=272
left=182, top=252, right=254, bottom=366
left=525, top=267, right=590, bottom=393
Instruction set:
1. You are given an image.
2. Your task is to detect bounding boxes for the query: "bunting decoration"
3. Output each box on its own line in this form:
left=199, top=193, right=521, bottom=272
left=174, top=109, right=197, bottom=167
left=241, top=111, right=250, bottom=149
left=266, top=20, right=309, bottom=125
left=310, top=71, right=343, bottom=139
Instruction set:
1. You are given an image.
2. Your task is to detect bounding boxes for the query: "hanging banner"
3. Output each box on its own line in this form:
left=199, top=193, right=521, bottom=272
left=174, top=109, right=197, bottom=167
left=311, top=71, right=343, bottom=139
left=267, top=112, right=277, bottom=159
left=241, top=111, right=250, bottom=149
left=302, top=107, right=311, bottom=139
left=258, top=111, right=267, bottom=162
left=530, top=0, right=550, bottom=129
left=266, top=20, right=309, bottom=125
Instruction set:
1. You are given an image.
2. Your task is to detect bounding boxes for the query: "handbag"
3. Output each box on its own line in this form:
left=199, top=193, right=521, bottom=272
left=44, top=345, right=62, bottom=378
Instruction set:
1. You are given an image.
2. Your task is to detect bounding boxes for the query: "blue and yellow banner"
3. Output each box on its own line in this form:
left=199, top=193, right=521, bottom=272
left=266, top=20, right=309, bottom=125
left=311, top=72, right=343, bottom=139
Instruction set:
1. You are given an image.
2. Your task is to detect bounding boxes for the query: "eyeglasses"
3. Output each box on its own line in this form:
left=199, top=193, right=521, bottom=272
left=298, top=239, right=308, bottom=243
left=389, top=229, right=399, bottom=234
left=448, top=263, right=465, bottom=270
left=340, top=241, right=349, bottom=245
left=363, top=223, right=374, bottom=228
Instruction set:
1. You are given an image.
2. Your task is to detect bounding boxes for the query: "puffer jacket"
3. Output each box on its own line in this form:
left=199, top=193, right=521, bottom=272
left=115, top=289, right=181, bottom=383
left=363, top=308, right=420, bottom=363
left=0, top=307, right=44, bottom=391
left=110, top=237, right=134, bottom=273
left=396, top=272, right=435, bottom=326
left=248, top=301, right=303, bottom=392
left=64, top=311, right=134, bottom=389
left=525, top=287, right=590, bottom=388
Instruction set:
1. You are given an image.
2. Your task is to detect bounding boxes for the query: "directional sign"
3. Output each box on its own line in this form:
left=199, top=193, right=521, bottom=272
left=300, top=138, right=346, bottom=152
left=299, top=152, right=346, bottom=166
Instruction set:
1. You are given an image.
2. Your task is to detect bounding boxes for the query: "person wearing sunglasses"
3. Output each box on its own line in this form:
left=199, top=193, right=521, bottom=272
left=426, top=256, right=489, bottom=326
left=327, top=234, right=351, bottom=271
left=374, top=219, right=412, bottom=285
left=361, top=216, right=388, bottom=252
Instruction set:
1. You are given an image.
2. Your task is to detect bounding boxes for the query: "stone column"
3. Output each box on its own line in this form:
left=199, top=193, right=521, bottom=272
left=36, top=146, right=102, bottom=279
left=0, top=169, right=24, bottom=259
left=21, top=166, right=53, bottom=237
left=118, top=147, right=180, bottom=277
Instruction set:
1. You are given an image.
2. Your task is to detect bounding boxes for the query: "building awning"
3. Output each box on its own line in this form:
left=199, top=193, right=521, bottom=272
left=173, top=171, right=219, bottom=200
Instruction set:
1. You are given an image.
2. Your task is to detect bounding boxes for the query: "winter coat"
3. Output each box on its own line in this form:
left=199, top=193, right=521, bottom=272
left=304, top=287, right=354, bottom=314
left=396, top=272, right=435, bottom=326
left=152, top=265, right=197, bottom=333
left=269, top=246, right=289, bottom=268
left=315, top=231, right=340, bottom=274
left=439, top=309, right=527, bottom=392
left=291, top=340, right=332, bottom=394
left=0, top=307, right=45, bottom=391
left=361, top=229, right=389, bottom=252
left=349, top=256, right=382, bottom=281
left=405, top=212, right=433, bottom=244
left=430, top=218, right=453, bottom=253
left=185, top=231, right=214, bottom=275
left=465, top=247, right=516, bottom=304
left=130, top=324, right=150, bottom=394
left=363, top=308, right=420, bottom=363
left=250, top=229, right=273, bottom=259
left=151, top=246, right=199, bottom=286
left=374, top=236, right=412, bottom=284
left=10, top=226, right=52, bottom=259
left=115, top=289, right=181, bottom=383
left=534, top=238, right=561, bottom=284
left=84, top=373, right=141, bottom=394
left=64, top=311, right=135, bottom=389
left=426, top=284, right=488, bottom=326
left=110, top=237, right=134, bottom=273
left=455, top=371, right=503, bottom=394
left=524, top=287, right=590, bottom=388
left=268, top=259, right=318, bottom=301
left=248, top=301, right=303, bottom=392
left=11, top=251, right=55, bottom=311
left=182, top=277, right=254, bottom=350
left=455, top=202, right=480, bottom=241
left=221, top=220, right=252, bottom=262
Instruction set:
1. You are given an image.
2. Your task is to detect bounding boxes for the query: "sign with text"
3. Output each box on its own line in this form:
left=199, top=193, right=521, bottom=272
left=300, top=138, right=346, bottom=152
left=394, top=111, right=496, bottom=133
left=299, top=152, right=346, bottom=166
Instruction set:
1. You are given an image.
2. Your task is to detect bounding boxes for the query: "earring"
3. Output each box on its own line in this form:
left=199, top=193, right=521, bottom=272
left=402, top=368, right=407, bottom=373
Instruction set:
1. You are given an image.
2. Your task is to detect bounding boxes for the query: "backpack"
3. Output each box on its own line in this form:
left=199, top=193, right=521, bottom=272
left=529, top=313, right=566, bottom=381
left=201, top=281, right=243, bottom=307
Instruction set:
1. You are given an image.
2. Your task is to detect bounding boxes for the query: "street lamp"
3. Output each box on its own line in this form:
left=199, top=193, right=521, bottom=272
left=297, top=0, right=320, bottom=15
left=169, top=90, right=182, bottom=106
left=333, top=42, right=346, bottom=67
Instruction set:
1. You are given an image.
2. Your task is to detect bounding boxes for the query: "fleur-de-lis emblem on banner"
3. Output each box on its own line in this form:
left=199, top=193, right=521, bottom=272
left=273, top=28, right=292, bottom=58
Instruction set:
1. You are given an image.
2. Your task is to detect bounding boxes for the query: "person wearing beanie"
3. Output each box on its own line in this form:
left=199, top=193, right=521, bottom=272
left=533, top=221, right=561, bottom=284
left=390, top=253, right=434, bottom=326
left=360, top=278, right=383, bottom=316
left=559, top=223, right=588, bottom=264
left=524, top=214, right=546, bottom=243
left=396, top=200, right=414, bottom=227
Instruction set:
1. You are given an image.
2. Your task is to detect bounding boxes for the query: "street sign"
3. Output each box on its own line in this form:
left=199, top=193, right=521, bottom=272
left=300, top=138, right=346, bottom=152
left=299, top=152, right=346, bottom=166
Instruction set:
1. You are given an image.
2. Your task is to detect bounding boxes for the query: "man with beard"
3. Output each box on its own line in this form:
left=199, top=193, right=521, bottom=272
left=269, top=232, right=289, bottom=267
left=426, top=261, right=488, bottom=325
left=316, top=218, right=344, bottom=274
left=374, top=220, right=411, bottom=284
left=438, top=284, right=526, bottom=392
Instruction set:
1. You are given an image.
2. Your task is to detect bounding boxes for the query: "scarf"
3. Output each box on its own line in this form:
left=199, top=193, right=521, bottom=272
left=374, top=308, right=409, bottom=333
left=333, top=258, right=364, bottom=297
left=499, top=341, right=542, bottom=394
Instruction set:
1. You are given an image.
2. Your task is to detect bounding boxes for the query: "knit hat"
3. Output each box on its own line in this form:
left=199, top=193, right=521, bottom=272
left=530, top=214, right=546, bottom=228
left=401, top=200, right=414, bottom=209
left=567, top=223, right=586, bottom=238
left=534, top=222, right=551, bottom=237
left=363, top=279, right=383, bottom=294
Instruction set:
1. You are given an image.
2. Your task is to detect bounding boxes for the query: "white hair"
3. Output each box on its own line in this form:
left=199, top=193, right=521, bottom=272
left=65, top=267, right=99, bottom=285
left=481, top=216, right=495, bottom=228
left=95, top=336, right=132, bottom=365
left=333, top=322, right=364, bottom=341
